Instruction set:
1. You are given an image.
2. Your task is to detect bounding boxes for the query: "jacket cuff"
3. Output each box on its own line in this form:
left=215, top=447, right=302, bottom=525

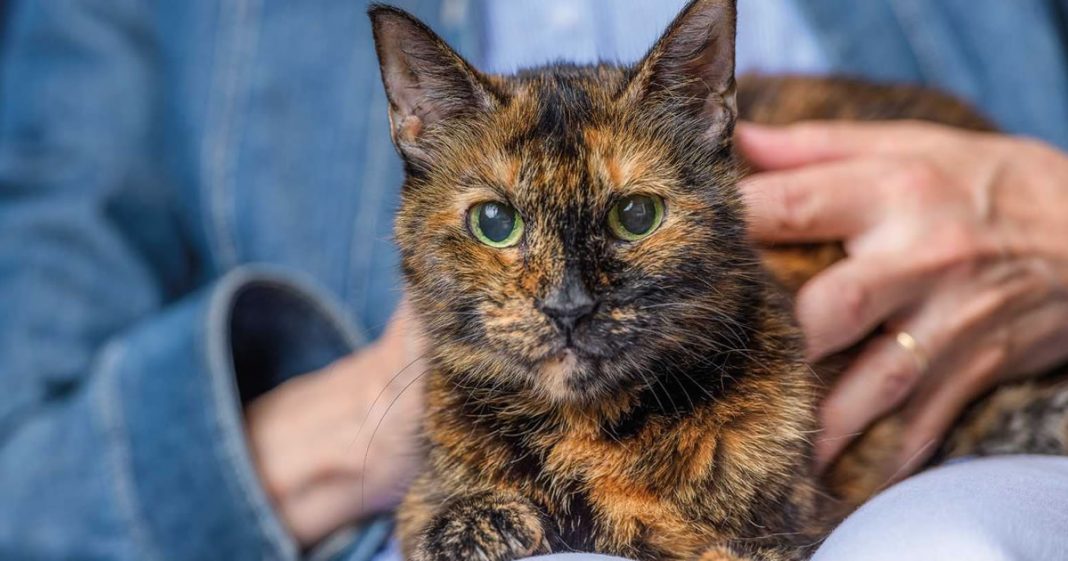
left=102, top=266, right=365, bottom=561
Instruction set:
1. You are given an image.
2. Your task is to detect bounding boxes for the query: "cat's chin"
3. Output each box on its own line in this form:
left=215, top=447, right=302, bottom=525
left=537, top=349, right=586, bottom=404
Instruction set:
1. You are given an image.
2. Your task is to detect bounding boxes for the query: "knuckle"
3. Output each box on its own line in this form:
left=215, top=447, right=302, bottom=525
left=261, top=476, right=289, bottom=503
left=880, top=357, right=921, bottom=404
left=837, top=279, right=871, bottom=332
left=774, top=180, right=817, bottom=232
left=923, top=223, right=984, bottom=272
left=893, top=158, right=941, bottom=193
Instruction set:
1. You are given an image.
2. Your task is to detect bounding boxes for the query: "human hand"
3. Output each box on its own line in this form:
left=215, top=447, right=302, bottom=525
left=738, top=121, right=1068, bottom=476
left=245, top=300, right=426, bottom=547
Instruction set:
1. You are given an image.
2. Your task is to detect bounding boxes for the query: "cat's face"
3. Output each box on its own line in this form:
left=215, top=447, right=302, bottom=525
left=373, top=0, right=755, bottom=405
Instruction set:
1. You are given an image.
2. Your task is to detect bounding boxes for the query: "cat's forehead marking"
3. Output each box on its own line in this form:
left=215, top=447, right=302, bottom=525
left=584, top=126, right=681, bottom=203
left=485, top=151, right=521, bottom=189
left=584, top=128, right=652, bottom=190
left=499, top=70, right=602, bottom=160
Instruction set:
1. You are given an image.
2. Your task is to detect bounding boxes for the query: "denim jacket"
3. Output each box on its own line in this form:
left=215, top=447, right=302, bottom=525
left=0, top=1, right=1064, bottom=561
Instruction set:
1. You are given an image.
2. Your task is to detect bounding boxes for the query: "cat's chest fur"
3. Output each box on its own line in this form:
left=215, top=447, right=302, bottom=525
left=417, top=362, right=820, bottom=559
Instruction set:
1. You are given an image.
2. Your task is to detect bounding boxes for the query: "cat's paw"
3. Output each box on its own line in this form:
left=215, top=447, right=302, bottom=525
left=413, top=493, right=551, bottom=561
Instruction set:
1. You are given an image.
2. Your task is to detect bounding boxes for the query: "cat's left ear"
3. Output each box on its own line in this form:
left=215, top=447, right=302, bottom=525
left=369, top=5, right=499, bottom=165
left=625, top=0, right=737, bottom=145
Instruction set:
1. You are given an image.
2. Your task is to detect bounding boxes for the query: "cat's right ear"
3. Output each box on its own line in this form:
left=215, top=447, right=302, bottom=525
left=625, top=0, right=737, bottom=147
left=369, top=5, right=498, bottom=165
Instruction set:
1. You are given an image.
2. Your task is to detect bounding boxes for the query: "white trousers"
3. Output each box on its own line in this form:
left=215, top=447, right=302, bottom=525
left=812, top=455, right=1068, bottom=561
left=377, top=456, right=1068, bottom=561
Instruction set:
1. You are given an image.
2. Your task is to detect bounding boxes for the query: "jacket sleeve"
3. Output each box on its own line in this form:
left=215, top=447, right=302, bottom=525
left=0, top=2, right=365, bottom=560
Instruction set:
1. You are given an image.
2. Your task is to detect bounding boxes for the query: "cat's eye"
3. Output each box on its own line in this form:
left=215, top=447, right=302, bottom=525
left=469, top=201, right=525, bottom=248
left=608, top=194, right=665, bottom=241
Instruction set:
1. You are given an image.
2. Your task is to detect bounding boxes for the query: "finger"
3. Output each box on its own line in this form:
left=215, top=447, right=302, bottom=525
left=1003, top=300, right=1068, bottom=377
left=797, top=254, right=939, bottom=360
left=814, top=272, right=982, bottom=469
left=815, top=260, right=1054, bottom=470
left=817, top=266, right=1041, bottom=462
left=893, top=342, right=1006, bottom=478
left=741, top=159, right=891, bottom=242
left=736, top=120, right=952, bottom=171
left=815, top=322, right=934, bottom=470
left=814, top=282, right=957, bottom=471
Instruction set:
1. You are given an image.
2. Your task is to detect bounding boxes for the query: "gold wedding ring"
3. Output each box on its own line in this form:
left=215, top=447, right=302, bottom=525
left=894, top=331, right=929, bottom=375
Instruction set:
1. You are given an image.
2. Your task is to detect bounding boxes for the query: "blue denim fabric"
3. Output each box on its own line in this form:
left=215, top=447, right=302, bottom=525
left=481, top=0, right=831, bottom=76
left=0, top=1, right=1065, bottom=561
left=804, top=0, right=1068, bottom=149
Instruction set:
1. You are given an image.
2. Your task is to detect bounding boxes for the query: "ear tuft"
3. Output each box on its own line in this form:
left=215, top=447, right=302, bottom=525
left=369, top=5, right=497, bottom=163
left=627, top=0, right=737, bottom=145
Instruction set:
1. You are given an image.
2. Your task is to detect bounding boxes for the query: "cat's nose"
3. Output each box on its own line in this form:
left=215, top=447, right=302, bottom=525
left=539, top=269, right=597, bottom=333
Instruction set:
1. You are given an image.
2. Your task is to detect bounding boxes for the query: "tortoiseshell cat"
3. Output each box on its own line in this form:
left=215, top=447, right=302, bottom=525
left=368, top=1, right=1068, bottom=560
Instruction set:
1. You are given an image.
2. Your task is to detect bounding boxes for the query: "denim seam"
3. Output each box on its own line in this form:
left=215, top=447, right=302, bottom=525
left=205, top=270, right=299, bottom=561
left=94, top=341, right=164, bottom=561
left=201, top=0, right=261, bottom=270
left=885, top=0, right=952, bottom=86
left=202, top=267, right=368, bottom=561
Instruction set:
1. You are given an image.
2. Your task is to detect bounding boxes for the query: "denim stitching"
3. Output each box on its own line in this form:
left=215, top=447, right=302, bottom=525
left=94, top=342, right=164, bottom=561
left=201, top=0, right=260, bottom=270
left=205, top=270, right=298, bottom=561
left=885, top=0, right=955, bottom=86
left=203, top=268, right=367, bottom=561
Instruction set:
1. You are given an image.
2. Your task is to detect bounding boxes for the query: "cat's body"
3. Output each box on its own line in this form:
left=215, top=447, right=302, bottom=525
left=368, top=2, right=1068, bottom=560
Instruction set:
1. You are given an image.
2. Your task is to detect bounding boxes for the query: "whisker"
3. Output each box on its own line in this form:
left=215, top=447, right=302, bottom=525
left=348, top=352, right=431, bottom=451
left=359, top=364, right=430, bottom=514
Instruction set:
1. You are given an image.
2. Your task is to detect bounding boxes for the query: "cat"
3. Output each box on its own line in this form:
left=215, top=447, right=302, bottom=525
left=368, top=1, right=1068, bottom=560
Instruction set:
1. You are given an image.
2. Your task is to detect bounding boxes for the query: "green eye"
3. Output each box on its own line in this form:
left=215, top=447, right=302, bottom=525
left=608, top=194, right=665, bottom=241
left=469, top=201, right=525, bottom=248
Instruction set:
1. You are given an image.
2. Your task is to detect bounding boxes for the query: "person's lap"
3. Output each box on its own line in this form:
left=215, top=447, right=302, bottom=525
left=812, top=455, right=1068, bottom=561
left=368, top=455, right=1068, bottom=561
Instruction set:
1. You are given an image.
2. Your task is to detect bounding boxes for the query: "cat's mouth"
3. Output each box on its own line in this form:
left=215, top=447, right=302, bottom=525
left=537, top=348, right=583, bottom=398
left=545, top=334, right=602, bottom=361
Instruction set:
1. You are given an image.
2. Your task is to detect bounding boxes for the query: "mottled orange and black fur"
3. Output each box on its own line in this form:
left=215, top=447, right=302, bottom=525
left=368, top=2, right=1068, bottom=560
